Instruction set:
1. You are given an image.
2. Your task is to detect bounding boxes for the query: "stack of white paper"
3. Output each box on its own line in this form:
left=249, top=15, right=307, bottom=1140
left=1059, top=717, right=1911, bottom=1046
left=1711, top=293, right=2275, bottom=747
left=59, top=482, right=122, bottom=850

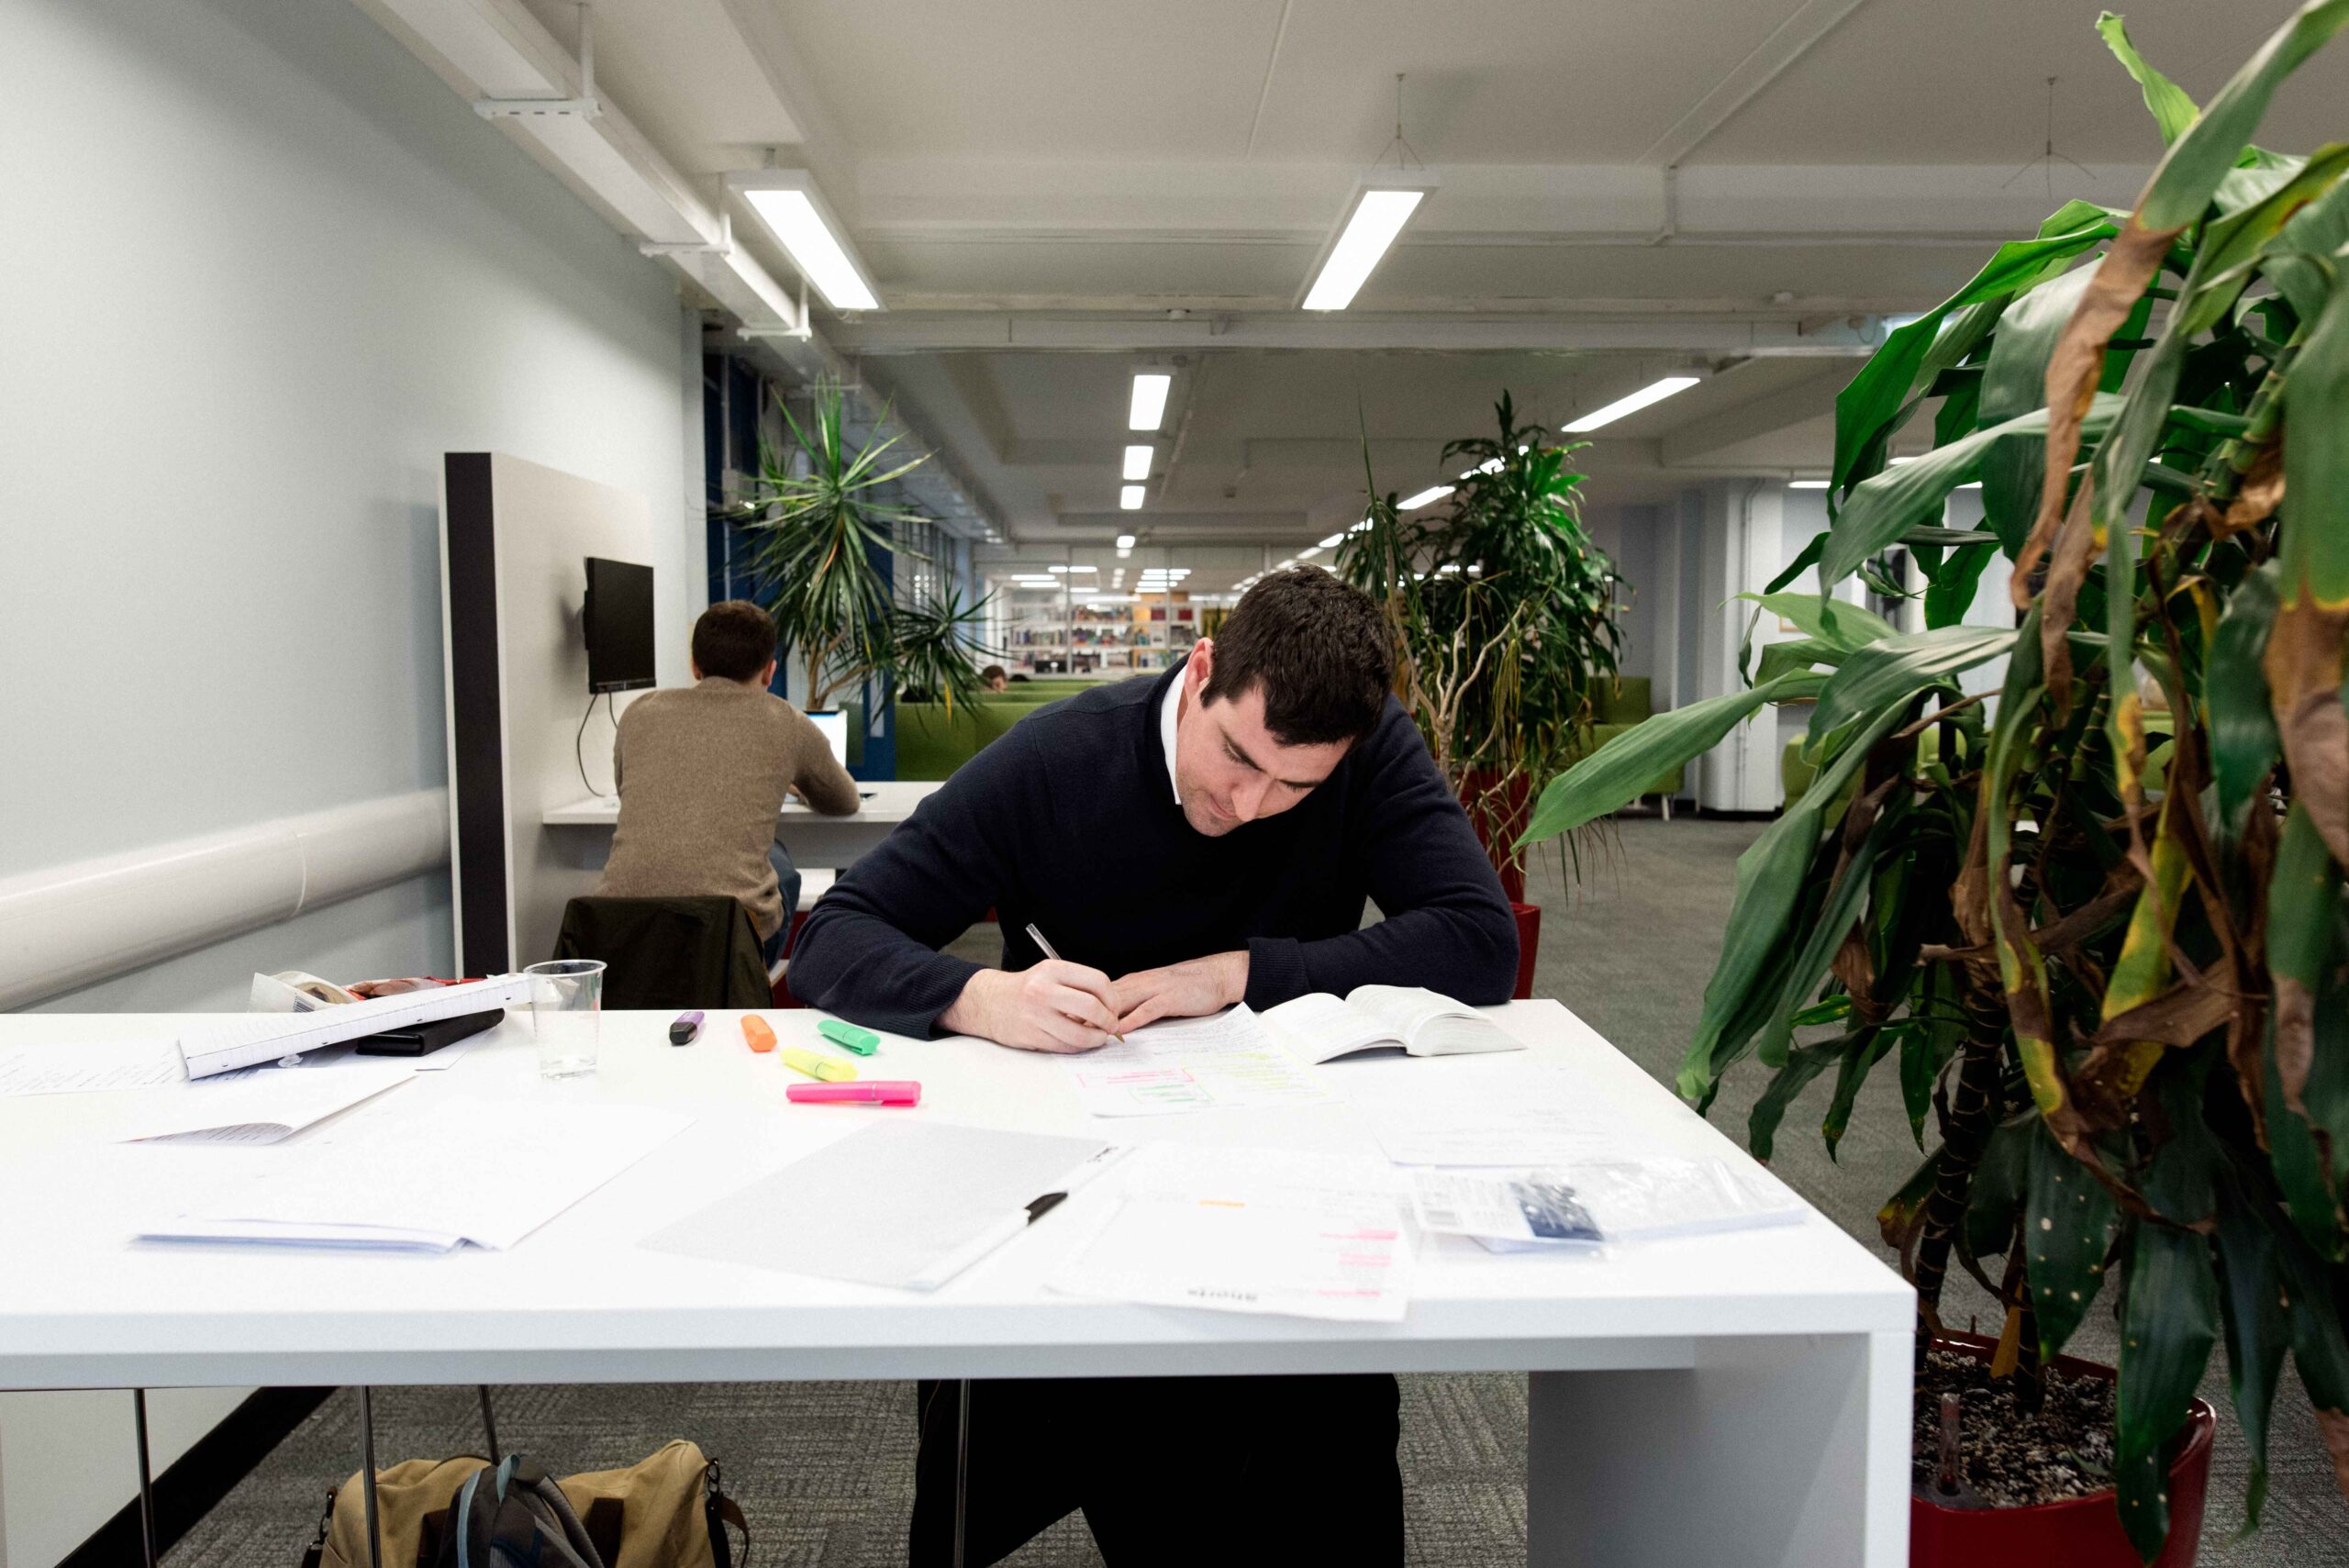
left=141, top=1096, right=691, bottom=1251
left=1352, top=1064, right=1646, bottom=1167
left=0, top=1038, right=185, bottom=1096
left=1061, top=1006, right=1334, bottom=1118
left=1049, top=1143, right=1414, bottom=1321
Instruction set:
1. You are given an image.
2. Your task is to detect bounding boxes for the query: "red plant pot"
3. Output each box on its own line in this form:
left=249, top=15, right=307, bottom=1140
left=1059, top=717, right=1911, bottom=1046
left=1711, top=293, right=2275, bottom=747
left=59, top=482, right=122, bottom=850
left=1459, top=769, right=1531, bottom=903
left=1910, top=1332, right=2216, bottom=1568
left=1510, top=902, right=1540, bottom=1000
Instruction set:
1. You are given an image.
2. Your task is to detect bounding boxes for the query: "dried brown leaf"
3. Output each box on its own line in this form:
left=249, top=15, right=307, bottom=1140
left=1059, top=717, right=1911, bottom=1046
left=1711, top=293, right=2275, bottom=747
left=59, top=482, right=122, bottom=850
left=2320, top=1407, right=2349, bottom=1509
left=2013, top=217, right=2186, bottom=607
left=2264, top=598, right=2349, bottom=870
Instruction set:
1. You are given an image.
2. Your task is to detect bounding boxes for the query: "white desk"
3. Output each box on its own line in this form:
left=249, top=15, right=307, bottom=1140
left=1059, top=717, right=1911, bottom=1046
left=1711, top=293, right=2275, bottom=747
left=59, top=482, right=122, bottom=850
left=541, top=779, right=941, bottom=867
left=0, top=1003, right=1911, bottom=1566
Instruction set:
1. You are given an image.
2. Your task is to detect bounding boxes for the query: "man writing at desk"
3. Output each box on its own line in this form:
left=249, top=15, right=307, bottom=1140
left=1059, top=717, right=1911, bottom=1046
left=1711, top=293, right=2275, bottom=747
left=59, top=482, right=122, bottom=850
left=791, top=569, right=1518, bottom=1566
left=596, top=600, right=859, bottom=968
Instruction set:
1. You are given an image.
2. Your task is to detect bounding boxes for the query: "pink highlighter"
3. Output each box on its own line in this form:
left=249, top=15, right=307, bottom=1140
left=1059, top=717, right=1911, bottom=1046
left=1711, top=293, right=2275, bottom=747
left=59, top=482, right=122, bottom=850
left=786, top=1080, right=921, bottom=1106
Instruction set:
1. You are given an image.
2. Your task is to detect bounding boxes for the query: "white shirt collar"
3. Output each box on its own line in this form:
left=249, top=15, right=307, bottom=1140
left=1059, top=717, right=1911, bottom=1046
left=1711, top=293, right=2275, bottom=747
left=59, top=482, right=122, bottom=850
left=1158, top=669, right=1183, bottom=806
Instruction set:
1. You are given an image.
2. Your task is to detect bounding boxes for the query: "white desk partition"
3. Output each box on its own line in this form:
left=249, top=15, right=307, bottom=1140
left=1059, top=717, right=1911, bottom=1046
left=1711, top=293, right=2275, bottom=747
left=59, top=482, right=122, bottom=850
left=0, top=1001, right=1911, bottom=1566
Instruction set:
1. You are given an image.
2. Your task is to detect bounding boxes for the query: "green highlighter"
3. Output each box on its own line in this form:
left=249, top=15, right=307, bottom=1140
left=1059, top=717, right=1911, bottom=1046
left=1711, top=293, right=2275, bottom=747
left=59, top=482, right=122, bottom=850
left=818, top=1018, right=880, bottom=1056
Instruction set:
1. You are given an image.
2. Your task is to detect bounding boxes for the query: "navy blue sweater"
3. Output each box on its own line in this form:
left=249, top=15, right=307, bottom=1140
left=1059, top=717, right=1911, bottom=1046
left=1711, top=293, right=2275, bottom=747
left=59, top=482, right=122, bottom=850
left=789, top=662, right=1520, bottom=1038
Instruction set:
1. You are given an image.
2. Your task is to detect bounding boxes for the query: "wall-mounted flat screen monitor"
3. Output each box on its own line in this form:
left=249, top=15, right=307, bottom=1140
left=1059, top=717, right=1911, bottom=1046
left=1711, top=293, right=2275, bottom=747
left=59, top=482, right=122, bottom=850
left=584, top=557, right=655, bottom=693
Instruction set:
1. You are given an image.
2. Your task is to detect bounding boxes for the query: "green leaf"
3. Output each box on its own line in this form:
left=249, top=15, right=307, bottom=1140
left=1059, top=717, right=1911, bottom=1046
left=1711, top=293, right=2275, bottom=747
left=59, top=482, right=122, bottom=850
left=2115, top=1222, right=2220, bottom=1562
left=1821, top=1026, right=1898, bottom=1157
left=1736, top=592, right=1897, bottom=652
left=1962, top=1114, right=2036, bottom=1263
left=1765, top=533, right=1824, bottom=595
left=1748, top=1041, right=1839, bottom=1163
left=1807, top=626, right=2017, bottom=750
left=1754, top=806, right=1897, bottom=1070
left=1820, top=396, right=2122, bottom=590
left=1521, top=672, right=1823, bottom=843
left=2134, top=0, right=2349, bottom=235
left=1831, top=201, right=2121, bottom=493
left=2027, top=1119, right=2122, bottom=1362
left=2180, top=144, right=2349, bottom=337
left=2282, top=237, right=2349, bottom=608
left=2097, top=11, right=2203, bottom=144
left=2211, top=1178, right=2291, bottom=1529
left=1755, top=637, right=1843, bottom=685
left=1675, top=702, right=1909, bottom=1101
left=2205, top=560, right=2283, bottom=836
left=1901, top=969, right=1963, bottom=1147
left=1923, top=542, right=1998, bottom=629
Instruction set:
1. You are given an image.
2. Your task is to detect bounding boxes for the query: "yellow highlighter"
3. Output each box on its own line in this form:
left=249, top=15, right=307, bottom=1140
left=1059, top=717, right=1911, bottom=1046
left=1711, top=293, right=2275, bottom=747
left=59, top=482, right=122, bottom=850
left=780, top=1046, right=858, bottom=1084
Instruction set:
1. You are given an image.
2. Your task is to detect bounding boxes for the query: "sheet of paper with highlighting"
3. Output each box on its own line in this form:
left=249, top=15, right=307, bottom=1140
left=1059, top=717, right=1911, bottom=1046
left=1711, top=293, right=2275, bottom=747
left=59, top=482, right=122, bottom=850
left=143, top=1096, right=691, bottom=1251
left=116, top=1060, right=419, bottom=1143
left=0, top=1038, right=185, bottom=1096
left=1049, top=1143, right=1414, bottom=1321
left=1060, top=1006, right=1335, bottom=1118
left=1352, top=1064, right=1647, bottom=1167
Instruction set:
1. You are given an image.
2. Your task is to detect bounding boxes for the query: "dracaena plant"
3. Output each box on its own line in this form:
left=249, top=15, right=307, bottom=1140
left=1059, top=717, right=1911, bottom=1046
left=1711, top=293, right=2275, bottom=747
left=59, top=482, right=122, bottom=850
left=719, top=379, right=984, bottom=713
left=1339, top=395, right=1625, bottom=878
left=1520, top=6, right=2349, bottom=1557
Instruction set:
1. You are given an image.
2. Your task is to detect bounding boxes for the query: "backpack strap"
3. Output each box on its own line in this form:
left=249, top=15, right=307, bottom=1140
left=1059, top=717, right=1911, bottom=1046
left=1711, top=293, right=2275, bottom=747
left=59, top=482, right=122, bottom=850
left=581, top=1497, right=625, bottom=1566
left=704, top=1458, right=748, bottom=1568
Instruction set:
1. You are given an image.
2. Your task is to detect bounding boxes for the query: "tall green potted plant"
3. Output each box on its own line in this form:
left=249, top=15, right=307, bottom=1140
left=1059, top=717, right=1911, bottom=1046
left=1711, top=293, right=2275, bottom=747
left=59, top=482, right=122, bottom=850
left=1339, top=395, right=1625, bottom=904
left=721, top=380, right=993, bottom=722
left=1521, top=7, right=2349, bottom=1562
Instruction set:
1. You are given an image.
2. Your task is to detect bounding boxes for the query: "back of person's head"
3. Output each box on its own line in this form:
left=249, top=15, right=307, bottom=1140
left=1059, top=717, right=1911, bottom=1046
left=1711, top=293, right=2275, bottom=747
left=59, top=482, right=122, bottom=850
left=1199, top=568, right=1393, bottom=746
left=692, top=600, right=778, bottom=683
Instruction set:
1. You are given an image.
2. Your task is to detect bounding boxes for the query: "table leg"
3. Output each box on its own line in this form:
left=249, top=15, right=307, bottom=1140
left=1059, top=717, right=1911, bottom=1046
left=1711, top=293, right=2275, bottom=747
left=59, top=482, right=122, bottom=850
left=478, top=1385, right=502, bottom=1464
left=131, top=1388, right=159, bottom=1568
left=359, top=1386, right=384, bottom=1568
left=1525, top=1329, right=1911, bottom=1568
left=952, top=1377, right=972, bottom=1568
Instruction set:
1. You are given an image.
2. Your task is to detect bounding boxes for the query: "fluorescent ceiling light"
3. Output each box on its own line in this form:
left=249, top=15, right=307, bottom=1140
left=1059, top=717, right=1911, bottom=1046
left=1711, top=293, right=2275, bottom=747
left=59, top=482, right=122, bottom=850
left=1119, top=484, right=1146, bottom=510
left=1116, top=534, right=1136, bottom=550
left=1399, top=485, right=1454, bottom=509
left=1299, top=172, right=1439, bottom=311
left=1350, top=517, right=1374, bottom=533
left=1788, top=479, right=1831, bottom=489
left=1298, top=546, right=1324, bottom=560
left=1462, top=457, right=1504, bottom=478
left=1562, top=376, right=1701, bottom=433
left=1318, top=532, right=1345, bottom=550
left=1117, top=547, right=1131, bottom=559
left=1121, top=446, right=1152, bottom=482
left=1129, top=373, right=1172, bottom=431
left=1048, top=564, right=1072, bottom=573
left=727, top=169, right=882, bottom=313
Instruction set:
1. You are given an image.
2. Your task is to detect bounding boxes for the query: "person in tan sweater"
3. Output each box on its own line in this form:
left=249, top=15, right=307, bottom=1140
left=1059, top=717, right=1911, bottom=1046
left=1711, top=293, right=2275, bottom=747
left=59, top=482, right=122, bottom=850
left=596, top=600, right=861, bottom=964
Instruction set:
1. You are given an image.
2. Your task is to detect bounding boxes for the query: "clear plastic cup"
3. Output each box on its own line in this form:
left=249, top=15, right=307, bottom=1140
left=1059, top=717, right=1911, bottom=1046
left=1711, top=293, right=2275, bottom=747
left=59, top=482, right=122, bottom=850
left=524, top=959, right=605, bottom=1079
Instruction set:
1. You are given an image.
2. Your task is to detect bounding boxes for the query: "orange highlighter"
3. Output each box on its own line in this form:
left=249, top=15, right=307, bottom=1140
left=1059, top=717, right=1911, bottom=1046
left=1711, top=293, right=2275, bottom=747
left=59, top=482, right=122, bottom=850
left=740, top=1015, right=777, bottom=1052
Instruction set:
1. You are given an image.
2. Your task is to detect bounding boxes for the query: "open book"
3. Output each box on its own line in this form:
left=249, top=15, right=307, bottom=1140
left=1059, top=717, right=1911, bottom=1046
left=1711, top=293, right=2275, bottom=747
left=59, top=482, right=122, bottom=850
left=1262, top=985, right=1524, bottom=1065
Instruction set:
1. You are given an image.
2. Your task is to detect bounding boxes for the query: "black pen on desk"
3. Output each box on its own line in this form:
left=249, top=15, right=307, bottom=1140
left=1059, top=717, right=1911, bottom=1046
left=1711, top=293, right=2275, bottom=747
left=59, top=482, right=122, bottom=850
left=1025, top=922, right=1123, bottom=1043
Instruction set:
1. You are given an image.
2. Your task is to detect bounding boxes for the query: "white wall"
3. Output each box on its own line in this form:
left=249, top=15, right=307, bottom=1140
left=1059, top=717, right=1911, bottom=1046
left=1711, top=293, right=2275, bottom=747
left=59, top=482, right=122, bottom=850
left=0, top=0, right=704, bottom=1560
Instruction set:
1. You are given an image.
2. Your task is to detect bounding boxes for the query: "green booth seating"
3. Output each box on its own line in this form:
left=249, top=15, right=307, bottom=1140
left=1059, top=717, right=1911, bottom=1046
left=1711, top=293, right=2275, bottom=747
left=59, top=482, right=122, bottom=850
left=895, top=694, right=1063, bottom=781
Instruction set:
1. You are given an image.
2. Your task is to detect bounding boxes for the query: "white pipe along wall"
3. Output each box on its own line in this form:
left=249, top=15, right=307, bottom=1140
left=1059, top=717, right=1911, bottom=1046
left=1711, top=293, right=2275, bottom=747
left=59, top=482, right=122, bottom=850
left=0, top=793, right=448, bottom=1012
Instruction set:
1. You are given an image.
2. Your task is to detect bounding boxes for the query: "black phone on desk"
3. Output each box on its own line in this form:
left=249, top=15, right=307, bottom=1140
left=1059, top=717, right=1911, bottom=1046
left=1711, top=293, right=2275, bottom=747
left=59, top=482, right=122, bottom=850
left=352, top=1007, right=505, bottom=1057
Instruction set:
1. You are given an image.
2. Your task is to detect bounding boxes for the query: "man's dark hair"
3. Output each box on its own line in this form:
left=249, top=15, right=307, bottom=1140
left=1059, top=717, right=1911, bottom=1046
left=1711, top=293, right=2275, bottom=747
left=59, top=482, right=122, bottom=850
left=692, top=600, right=778, bottom=683
left=1199, top=568, right=1394, bottom=745
left=981, top=664, right=1008, bottom=683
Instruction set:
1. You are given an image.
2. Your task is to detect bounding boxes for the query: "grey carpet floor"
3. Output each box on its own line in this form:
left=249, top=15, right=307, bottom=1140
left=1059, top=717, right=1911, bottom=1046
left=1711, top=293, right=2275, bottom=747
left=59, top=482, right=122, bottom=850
left=164, top=817, right=2344, bottom=1566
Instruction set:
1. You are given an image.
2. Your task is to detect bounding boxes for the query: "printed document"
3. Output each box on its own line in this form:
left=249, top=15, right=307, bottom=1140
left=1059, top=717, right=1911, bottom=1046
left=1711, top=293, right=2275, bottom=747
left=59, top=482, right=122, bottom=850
left=143, top=1096, right=690, bottom=1251
left=1049, top=1143, right=1414, bottom=1321
left=1352, top=1063, right=1646, bottom=1166
left=115, top=1059, right=418, bottom=1143
left=1061, top=1006, right=1333, bottom=1118
left=0, top=1038, right=185, bottom=1096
